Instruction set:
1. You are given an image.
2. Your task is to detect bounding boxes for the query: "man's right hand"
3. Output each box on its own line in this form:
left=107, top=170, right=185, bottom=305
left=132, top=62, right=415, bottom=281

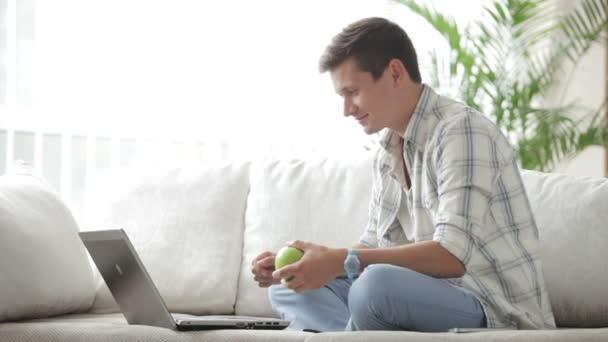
left=251, top=251, right=281, bottom=287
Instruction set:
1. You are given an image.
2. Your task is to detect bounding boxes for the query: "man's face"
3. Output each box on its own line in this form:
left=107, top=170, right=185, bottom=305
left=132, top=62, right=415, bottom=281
left=330, top=58, right=395, bottom=135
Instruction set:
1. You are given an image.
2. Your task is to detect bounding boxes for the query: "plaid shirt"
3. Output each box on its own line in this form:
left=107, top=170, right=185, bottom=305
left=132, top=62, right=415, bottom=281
left=359, top=85, right=556, bottom=329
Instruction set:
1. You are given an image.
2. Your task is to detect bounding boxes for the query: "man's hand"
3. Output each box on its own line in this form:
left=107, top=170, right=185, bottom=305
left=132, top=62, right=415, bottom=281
left=251, top=251, right=281, bottom=287
left=271, top=240, right=344, bottom=293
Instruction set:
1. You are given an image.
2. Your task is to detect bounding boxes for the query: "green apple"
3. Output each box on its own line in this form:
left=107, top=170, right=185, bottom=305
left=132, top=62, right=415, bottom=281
left=275, top=246, right=304, bottom=281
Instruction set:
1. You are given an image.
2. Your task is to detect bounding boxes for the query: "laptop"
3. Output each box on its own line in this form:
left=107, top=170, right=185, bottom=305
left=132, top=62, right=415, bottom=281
left=79, top=229, right=290, bottom=331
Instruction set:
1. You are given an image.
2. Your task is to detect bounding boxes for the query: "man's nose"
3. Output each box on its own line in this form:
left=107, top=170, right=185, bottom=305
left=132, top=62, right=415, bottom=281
left=343, top=98, right=357, bottom=117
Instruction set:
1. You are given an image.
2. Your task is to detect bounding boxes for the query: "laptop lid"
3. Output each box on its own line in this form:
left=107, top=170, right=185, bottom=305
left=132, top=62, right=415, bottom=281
left=80, top=229, right=177, bottom=330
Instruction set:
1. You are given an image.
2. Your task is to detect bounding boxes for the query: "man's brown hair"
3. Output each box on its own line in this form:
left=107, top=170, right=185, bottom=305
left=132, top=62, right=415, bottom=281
left=319, top=17, right=421, bottom=83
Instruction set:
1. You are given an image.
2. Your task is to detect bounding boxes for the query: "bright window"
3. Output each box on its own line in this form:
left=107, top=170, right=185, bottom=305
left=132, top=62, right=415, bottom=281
left=0, top=0, right=485, bottom=219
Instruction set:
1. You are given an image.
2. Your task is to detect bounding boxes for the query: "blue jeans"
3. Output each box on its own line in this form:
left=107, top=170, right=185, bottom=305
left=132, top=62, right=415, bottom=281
left=268, top=264, right=486, bottom=332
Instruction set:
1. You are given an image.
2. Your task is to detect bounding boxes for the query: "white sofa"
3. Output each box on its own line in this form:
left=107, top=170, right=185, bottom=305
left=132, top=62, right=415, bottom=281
left=1, top=155, right=607, bottom=342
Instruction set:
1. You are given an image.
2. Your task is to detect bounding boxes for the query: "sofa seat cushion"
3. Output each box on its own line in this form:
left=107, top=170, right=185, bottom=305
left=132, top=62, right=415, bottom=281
left=0, top=163, right=95, bottom=322
left=0, top=313, right=310, bottom=342
left=304, top=329, right=608, bottom=342
left=84, top=164, right=250, bottom=315
left=2, top=314, right=607, bottom=342
left=521, top=170, right=608, bottom=327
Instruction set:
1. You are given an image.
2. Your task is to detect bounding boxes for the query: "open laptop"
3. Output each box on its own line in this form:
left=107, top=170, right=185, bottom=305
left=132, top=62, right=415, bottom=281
left=79, top=229, right=290, bottom=331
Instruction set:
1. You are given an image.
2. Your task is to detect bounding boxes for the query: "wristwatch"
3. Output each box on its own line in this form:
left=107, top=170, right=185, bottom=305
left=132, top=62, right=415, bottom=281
left=344, top=248, right=361, bottom=280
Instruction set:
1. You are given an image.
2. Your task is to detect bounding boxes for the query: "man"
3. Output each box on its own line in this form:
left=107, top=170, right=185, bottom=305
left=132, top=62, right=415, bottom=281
left=251, top=17, right=556, bottom=332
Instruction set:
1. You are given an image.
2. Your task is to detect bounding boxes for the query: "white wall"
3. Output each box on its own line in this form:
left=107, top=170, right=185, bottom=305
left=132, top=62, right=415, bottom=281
left=553, top=0, right=606, bottom=178
left=555, top=59, right=605, bottom=181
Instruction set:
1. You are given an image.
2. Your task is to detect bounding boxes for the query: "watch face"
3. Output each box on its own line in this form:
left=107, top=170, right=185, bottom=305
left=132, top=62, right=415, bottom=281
left=345, top=258, right=360, bottom=273
left=344, top=249, right=360, bottom=277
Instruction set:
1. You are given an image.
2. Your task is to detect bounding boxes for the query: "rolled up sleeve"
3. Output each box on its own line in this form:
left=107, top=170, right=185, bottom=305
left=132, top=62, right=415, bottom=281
left=431, top=113, right=506, bottom=266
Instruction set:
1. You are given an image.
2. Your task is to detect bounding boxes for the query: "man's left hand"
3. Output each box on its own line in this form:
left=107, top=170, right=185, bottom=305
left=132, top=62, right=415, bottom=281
left=271, top=240, right=344, bottom=293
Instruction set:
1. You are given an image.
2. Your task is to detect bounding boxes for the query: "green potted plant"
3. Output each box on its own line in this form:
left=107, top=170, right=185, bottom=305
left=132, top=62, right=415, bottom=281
left=395, top=0, right=608, bottom=172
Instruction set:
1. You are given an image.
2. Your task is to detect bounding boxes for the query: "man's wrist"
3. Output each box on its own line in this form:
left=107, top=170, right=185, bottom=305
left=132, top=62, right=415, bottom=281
left=330, top=248, right=349, bottom=277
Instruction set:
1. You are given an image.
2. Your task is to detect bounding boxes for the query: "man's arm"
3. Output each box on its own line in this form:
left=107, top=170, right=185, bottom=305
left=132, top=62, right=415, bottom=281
left=273, top=239, right=465, bottom=292
left=331, top=241, right=465, bottom=279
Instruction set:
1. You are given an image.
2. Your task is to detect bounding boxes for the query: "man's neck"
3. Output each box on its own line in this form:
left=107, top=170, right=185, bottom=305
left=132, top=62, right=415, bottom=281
left=393, top=83, right=424, bottom=137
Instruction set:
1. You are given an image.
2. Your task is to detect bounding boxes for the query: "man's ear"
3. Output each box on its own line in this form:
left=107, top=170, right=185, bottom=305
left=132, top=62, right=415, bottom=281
left=388, top=59, right=409, bottom=85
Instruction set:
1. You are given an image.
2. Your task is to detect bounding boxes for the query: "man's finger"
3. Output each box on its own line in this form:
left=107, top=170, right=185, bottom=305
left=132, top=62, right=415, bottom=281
left=252, top=251, right=274, bottom=266
left=252, top=265, right=271, bottom=276
left=256, top=274, right=274, bottom=283
left=256, top=271, right=272, bottom=279
left=259, top=256, right=275, bottom=268
left=272, top=266, right=290, bottom=280
left=259, top=280, right=275, bottom=287
left=283, top=277, right=304, bottom=292
left=287, top=240, right=309, bottom=252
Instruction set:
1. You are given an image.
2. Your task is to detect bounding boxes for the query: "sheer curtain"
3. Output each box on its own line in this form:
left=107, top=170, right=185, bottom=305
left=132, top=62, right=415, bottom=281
left=0, top=0, right=485, bottom=218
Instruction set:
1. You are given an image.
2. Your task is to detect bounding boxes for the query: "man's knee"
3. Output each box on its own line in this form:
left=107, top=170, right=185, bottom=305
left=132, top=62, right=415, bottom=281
left=348, top=264, right=417, bottom=330
left=348, top=265, right=393, bottom=321
left=268, top=283, right=327, bottom=312
left=350, top=263, right=410, bottom=299
left=268, top=284, right=292, bottom=309
left=268, top=281, right=351, bottom=332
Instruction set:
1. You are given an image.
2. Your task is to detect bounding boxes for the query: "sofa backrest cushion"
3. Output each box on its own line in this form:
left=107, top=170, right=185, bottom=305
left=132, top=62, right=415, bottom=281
left=235, top=156, right=373, bottom=317
left=521, top=170, right=608, bottom=327
left=85, top=163, right=250, bottom=315
left=0, top=164, right=95, bottom=322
